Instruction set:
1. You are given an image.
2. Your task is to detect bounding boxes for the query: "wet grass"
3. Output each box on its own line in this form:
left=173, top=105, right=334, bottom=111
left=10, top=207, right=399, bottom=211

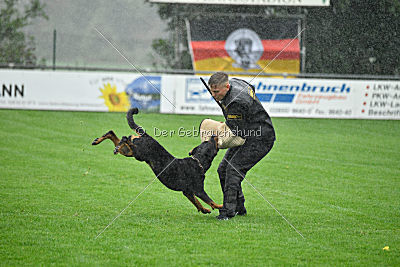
left=0, top=109, right=399, bottom=265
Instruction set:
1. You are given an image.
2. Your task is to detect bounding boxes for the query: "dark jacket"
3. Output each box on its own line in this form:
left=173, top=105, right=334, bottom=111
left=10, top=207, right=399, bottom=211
left=220, top=78, right=276, bottom=141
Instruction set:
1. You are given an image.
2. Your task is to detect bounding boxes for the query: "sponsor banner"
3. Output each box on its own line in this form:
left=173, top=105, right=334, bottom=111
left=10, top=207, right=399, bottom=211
left=149, top=0, right=330, bottom=7
left=0, top=69, right=161, bottom=112
left=160, top=75, right=400, bottom=120
left=187, top=17, right=300, bottom=74
left=1, top=70, right=398, bottom=120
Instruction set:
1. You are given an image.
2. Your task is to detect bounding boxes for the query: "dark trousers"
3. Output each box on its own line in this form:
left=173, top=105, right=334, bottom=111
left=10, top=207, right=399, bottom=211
left=217, top=138, right=274, bottom=216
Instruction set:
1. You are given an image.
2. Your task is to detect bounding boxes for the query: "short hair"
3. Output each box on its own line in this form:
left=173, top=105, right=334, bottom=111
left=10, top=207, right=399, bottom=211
left=208, top=72, right=228, bottom=87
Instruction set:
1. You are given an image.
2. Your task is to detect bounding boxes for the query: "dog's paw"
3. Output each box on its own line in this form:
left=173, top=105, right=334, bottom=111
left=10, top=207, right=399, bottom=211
left=201, top=208, right=211, bottom=214
left=213, top=204, right=223, bottom=210
left=113, top=146, right=119, bottom=154
left=92, top=138, right=99, bottom=145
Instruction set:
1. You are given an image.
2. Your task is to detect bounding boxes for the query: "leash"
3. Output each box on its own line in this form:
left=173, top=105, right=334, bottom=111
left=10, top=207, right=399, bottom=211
left=191, top=155, right=204, bottom=174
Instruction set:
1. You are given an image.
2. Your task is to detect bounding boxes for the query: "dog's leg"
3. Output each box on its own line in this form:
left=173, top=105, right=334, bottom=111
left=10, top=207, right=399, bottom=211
left=209, top=201, right=223, bottom=210
left=195, top=190, right=223, bottom=210
left=92, top=130, right=120, bottom=146
left=183, top=192, right=211, bottom=214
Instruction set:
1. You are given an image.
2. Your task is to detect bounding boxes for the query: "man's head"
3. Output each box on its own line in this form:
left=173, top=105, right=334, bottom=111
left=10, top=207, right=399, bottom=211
left=208, top=72, right=230, bottom=101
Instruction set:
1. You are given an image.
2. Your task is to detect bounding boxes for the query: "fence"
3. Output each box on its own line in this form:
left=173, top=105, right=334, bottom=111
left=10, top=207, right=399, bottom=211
left=1, top=64, right=400, bottom=81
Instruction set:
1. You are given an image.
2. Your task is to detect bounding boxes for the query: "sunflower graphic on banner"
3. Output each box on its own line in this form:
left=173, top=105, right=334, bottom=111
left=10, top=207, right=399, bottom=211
left=99, top=83, right=130, bottom=112
left=187, top=17, right=301, bottom=74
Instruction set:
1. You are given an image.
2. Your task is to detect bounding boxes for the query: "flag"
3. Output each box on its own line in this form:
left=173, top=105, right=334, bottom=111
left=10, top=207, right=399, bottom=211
left=187, top=17, right=300, bottom=74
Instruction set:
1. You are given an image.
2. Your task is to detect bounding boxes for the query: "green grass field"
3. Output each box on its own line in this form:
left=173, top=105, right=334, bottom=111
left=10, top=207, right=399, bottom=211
left=0, top=109, right=399, bottom=265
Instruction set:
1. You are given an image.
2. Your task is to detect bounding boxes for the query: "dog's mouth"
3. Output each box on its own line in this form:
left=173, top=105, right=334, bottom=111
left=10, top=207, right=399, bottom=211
left=212, top=135, right=219, bottom=151
left=114, top=136, right=135, bottom=157
left=188, top=136, right=219, bottom=157
left=116, top=143, right=133, bottom=156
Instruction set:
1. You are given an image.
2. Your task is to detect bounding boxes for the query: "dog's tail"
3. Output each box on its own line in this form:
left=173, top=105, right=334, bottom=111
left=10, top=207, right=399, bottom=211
left=127, top=108, right=146, bottom=136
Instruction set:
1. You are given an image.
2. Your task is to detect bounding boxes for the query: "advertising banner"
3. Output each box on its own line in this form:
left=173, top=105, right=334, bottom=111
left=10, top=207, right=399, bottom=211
left=1, top=69, right=398, bottom=120
left=160, top=75, right=400, bottom=120
left=0, top=70, right=161, bottom=112
left=187, top=17, right=300, bottom=74
left=150, top=0, right=330, bottom=7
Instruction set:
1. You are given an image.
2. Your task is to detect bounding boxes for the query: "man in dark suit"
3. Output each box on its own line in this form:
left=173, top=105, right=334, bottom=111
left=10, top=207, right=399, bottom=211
left=208, top=72, right=276, bottom=220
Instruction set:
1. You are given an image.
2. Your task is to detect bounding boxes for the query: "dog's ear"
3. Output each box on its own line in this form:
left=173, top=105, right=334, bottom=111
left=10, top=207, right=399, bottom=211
left=189, top=147, right=196, bottom=156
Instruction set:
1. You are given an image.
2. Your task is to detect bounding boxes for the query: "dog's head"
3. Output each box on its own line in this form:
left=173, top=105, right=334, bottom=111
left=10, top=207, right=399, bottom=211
left=189, top=135, right=219, bottom=172
left=114, top=136, right=135, bottom=157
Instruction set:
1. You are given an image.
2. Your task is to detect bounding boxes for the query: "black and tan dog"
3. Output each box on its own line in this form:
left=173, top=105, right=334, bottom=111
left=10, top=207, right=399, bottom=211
left=92, top=108, right=222, bottom=214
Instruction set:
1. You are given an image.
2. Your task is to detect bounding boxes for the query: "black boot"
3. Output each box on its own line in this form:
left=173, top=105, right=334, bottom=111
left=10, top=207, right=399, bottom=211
left=216, top=189, right=237, bottom=220
left=235, top=197, right=247, bottom=216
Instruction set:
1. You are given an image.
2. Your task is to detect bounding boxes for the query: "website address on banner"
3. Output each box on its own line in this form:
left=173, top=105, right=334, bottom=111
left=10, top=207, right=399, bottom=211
left=37, top=101, right=104, bottom=108
left=295, top=93, right=347, bottom=104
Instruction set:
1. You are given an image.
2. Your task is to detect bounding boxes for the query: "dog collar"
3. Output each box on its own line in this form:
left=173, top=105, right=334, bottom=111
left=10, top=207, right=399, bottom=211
left=191, top=155, right=204, bottom=173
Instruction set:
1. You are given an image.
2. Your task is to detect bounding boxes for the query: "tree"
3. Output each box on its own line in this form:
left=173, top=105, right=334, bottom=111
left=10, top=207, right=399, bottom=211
left=304, top=0, right=400, bottom=75
left=149, top=3, right=194, bottom=70
left=149, top=0, right=400, bottom=75
left=0, top=0, right=48, bottom=65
